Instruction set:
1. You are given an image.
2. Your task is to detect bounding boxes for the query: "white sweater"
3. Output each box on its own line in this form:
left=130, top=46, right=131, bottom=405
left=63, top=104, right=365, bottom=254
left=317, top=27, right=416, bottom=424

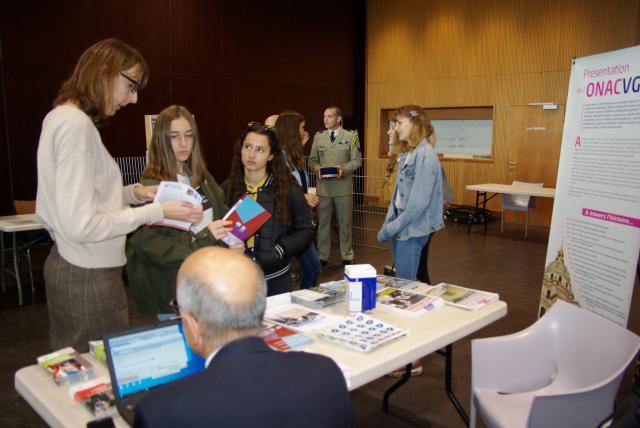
left=36, top=105, right=164, bottom=268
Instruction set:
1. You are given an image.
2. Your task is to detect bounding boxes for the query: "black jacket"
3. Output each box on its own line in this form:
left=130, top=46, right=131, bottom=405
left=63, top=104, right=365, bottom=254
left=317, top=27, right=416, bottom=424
left=248, top=176, right=314, bottom=281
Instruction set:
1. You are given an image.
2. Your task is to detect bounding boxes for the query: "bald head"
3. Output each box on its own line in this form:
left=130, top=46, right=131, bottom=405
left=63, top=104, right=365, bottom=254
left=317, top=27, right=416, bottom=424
left=264, top=114, right=279, bottom=128
left=176, top=247, right=266, bottom=340
left=179, top=247, right=262, bottom=307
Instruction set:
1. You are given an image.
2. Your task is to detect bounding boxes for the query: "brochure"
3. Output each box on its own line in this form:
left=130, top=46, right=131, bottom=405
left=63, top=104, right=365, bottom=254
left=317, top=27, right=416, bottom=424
left=426, top=282, right=499, bottom=311
left=376, top=287, right=444, bottom=316
left=264, top=303, right=341, bottom=333
left=221, top=194, right=272, bottom=246
left=376, top=274, right=434, bottom=294
left=37, top=347, right=95, bottom=385
left=68, top=377, right=117, bottom=419
left=88, top=340, right=106, bottom=365
left=259, top=323, right=314, bottom=351
left=318, top=313, right=407, bottom=353
left=152, top=181, right=203, bottom=231
left=290, top=280, right=347, bottom=309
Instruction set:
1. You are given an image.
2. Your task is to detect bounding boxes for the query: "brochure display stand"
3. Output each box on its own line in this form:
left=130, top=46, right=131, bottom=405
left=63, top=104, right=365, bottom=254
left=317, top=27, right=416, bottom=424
left=539, top=45, right=640, bottom=326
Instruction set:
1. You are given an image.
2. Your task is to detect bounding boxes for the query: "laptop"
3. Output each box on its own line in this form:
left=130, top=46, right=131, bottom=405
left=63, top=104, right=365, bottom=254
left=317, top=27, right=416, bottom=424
left=103, top=319, right=205, bottom=425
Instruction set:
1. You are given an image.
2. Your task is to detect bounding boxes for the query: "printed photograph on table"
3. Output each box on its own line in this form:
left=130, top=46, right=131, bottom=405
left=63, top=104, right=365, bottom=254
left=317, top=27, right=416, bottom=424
left=376, top=288, right=444, bottom=316
left=259, top=323, right=313, bottom=352
left=263, top=303, right=342, bottom=332
left=426, top=283, right=499, bottom=311
left=290, top=280, right=347, bottom=309
left=265, top=306, right=325, bottom=329
left=376, top=274, right=433, bottom=294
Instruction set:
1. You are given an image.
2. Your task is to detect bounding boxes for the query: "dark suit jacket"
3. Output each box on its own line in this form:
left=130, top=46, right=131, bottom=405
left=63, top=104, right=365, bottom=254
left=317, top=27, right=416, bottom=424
left=134, top=336, right=354, bottom=428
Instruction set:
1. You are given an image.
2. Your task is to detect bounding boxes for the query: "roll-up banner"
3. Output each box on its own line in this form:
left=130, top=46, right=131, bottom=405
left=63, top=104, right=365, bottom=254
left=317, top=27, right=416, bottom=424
left=539, top=45, right=640, bottom=327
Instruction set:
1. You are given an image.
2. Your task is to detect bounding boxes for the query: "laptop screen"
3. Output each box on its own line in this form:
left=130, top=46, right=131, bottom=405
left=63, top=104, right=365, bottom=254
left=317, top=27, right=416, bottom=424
left=105, top=321, right=205, bottom=399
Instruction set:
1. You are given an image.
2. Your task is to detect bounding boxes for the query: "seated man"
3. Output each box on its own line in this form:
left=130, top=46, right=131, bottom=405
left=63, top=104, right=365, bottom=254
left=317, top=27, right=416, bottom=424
left=134, top=247, right=354, bottom=428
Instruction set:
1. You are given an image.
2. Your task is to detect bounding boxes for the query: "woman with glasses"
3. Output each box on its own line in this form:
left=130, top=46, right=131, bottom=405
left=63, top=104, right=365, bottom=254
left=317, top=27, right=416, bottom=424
left=36, top=39, right=202, bottom=352
left=126, top=105, right=243, bottom=319
left=273, top=111, right=322, bottom=289
left=226, top=123, right=314, bottom=296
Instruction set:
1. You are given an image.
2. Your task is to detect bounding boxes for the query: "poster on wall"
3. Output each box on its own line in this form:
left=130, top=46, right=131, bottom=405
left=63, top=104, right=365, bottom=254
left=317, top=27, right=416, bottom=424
left=144, top=114, right=158, bottom=150
left=539, top=45, right=640, bottom=327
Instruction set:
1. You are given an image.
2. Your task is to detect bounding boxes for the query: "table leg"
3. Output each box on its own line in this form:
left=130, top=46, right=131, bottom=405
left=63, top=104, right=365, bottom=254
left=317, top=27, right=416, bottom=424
left=27, top=248, right=35, bottom=298
left=467, top=192, right=480, bottom=234
left=437, top=345, right=469, bottom=426
left=467, top=192, right=496, bottom=234
left=481, top=193, right=489, bottom=232
left=12, top=232, right=23, bottom=306
left=1, top=231, right=5, bottom=293
left=382, top=363, right=412, bottom=412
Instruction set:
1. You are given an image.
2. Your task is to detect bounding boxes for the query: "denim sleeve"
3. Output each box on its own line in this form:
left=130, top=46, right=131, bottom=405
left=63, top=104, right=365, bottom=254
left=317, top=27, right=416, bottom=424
left=379, top=148, right=438, bottom=239
left=377, top=202, right=396, bottom=242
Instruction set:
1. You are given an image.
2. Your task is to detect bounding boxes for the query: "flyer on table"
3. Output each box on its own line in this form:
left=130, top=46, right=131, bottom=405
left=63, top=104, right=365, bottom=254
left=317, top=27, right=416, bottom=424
left=540, top=45, right=640, bottom=327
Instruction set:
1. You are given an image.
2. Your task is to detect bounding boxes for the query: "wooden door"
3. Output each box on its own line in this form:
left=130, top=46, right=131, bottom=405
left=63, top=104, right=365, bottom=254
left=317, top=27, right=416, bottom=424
left=506, top=105, right=565, bottom=227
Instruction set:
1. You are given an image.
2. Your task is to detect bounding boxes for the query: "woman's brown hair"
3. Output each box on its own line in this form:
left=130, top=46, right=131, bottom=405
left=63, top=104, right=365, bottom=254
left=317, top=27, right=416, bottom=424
left=142, top=105, right=208, bottom=187
left=54, top=38, right=149, bottom=124
left=274, top=111, right=305, bottom=170
left=226, top=124, right=292, bottom=225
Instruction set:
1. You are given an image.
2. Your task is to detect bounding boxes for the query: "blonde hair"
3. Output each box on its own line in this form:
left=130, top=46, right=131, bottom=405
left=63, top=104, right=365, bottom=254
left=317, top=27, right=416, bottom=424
left=142, top=105, right=208, bottom=187
left=394, top=105, right=435, bottom=149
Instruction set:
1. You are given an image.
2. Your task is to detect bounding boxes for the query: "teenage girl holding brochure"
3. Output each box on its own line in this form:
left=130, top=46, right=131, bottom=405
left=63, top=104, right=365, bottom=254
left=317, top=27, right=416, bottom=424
left=126, top=105, right=243, bottom=318
left=225, top=123, right=314, bottom=296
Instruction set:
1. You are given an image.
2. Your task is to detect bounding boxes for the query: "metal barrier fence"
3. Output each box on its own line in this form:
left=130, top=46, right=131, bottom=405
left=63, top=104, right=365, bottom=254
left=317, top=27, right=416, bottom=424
left=114, top=155, right=147, bottom=186
left=305, top=157, right=390, bottom=250
left=114, top=155, right=390, bottom=249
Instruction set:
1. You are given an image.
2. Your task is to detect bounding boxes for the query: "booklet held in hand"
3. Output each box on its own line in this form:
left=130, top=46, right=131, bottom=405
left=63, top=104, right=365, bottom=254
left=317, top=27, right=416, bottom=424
left=221, top=194, right=271, bottom=246
left=152, top=181, right=203, bottom=231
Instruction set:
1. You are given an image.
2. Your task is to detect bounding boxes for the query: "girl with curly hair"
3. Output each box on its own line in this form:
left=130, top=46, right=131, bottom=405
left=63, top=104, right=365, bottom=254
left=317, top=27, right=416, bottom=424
left=226, top=123, right=314, bottom=295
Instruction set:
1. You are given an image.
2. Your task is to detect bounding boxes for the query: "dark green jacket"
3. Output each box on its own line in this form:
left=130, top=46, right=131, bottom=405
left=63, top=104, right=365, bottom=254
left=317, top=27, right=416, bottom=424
left=126, top=173, right=227, bottom=314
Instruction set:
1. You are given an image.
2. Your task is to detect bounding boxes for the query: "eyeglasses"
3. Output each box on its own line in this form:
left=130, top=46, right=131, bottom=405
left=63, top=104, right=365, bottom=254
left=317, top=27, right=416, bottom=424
left=119, top=72, right=140, bottom=94
left=170, top=298, right=180, bottom=314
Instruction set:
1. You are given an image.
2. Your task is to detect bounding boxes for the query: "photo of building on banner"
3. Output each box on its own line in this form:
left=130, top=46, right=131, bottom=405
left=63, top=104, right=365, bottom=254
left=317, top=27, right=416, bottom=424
left=539, top=45, right=640, bottom=327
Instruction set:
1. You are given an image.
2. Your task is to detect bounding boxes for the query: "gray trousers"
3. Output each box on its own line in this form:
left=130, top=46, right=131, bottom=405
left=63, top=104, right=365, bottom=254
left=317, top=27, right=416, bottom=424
left=44, top=245, right=129, bottom=352
left=316, top=194, right=354, bottom=261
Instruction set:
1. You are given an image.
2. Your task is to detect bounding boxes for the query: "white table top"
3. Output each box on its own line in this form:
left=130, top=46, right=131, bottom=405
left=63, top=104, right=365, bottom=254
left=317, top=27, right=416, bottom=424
left=466, top=183, right=556, bottom=198
left=313, top=300, right=507, bottom=390
left=15, top=300, right=507, bottom=427
left=0, top=214, right=44, bottom=232
left=15, top=354, right=128, bottom=428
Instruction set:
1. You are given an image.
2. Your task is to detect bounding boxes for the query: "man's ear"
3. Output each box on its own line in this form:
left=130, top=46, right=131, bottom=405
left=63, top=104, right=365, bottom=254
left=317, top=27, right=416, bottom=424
left=182, top=312, right=204, bottom=352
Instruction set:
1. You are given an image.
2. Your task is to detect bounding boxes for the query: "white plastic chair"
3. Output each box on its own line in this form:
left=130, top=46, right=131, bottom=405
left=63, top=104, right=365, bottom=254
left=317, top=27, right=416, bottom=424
left=501, top=181, right=543, bottom=238
left=470, top=299, right=640, bottom=428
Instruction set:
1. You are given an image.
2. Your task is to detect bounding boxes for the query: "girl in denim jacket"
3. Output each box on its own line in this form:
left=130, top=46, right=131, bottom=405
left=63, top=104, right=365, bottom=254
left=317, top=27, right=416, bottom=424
left=378, top=105, right=444, bottom=281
